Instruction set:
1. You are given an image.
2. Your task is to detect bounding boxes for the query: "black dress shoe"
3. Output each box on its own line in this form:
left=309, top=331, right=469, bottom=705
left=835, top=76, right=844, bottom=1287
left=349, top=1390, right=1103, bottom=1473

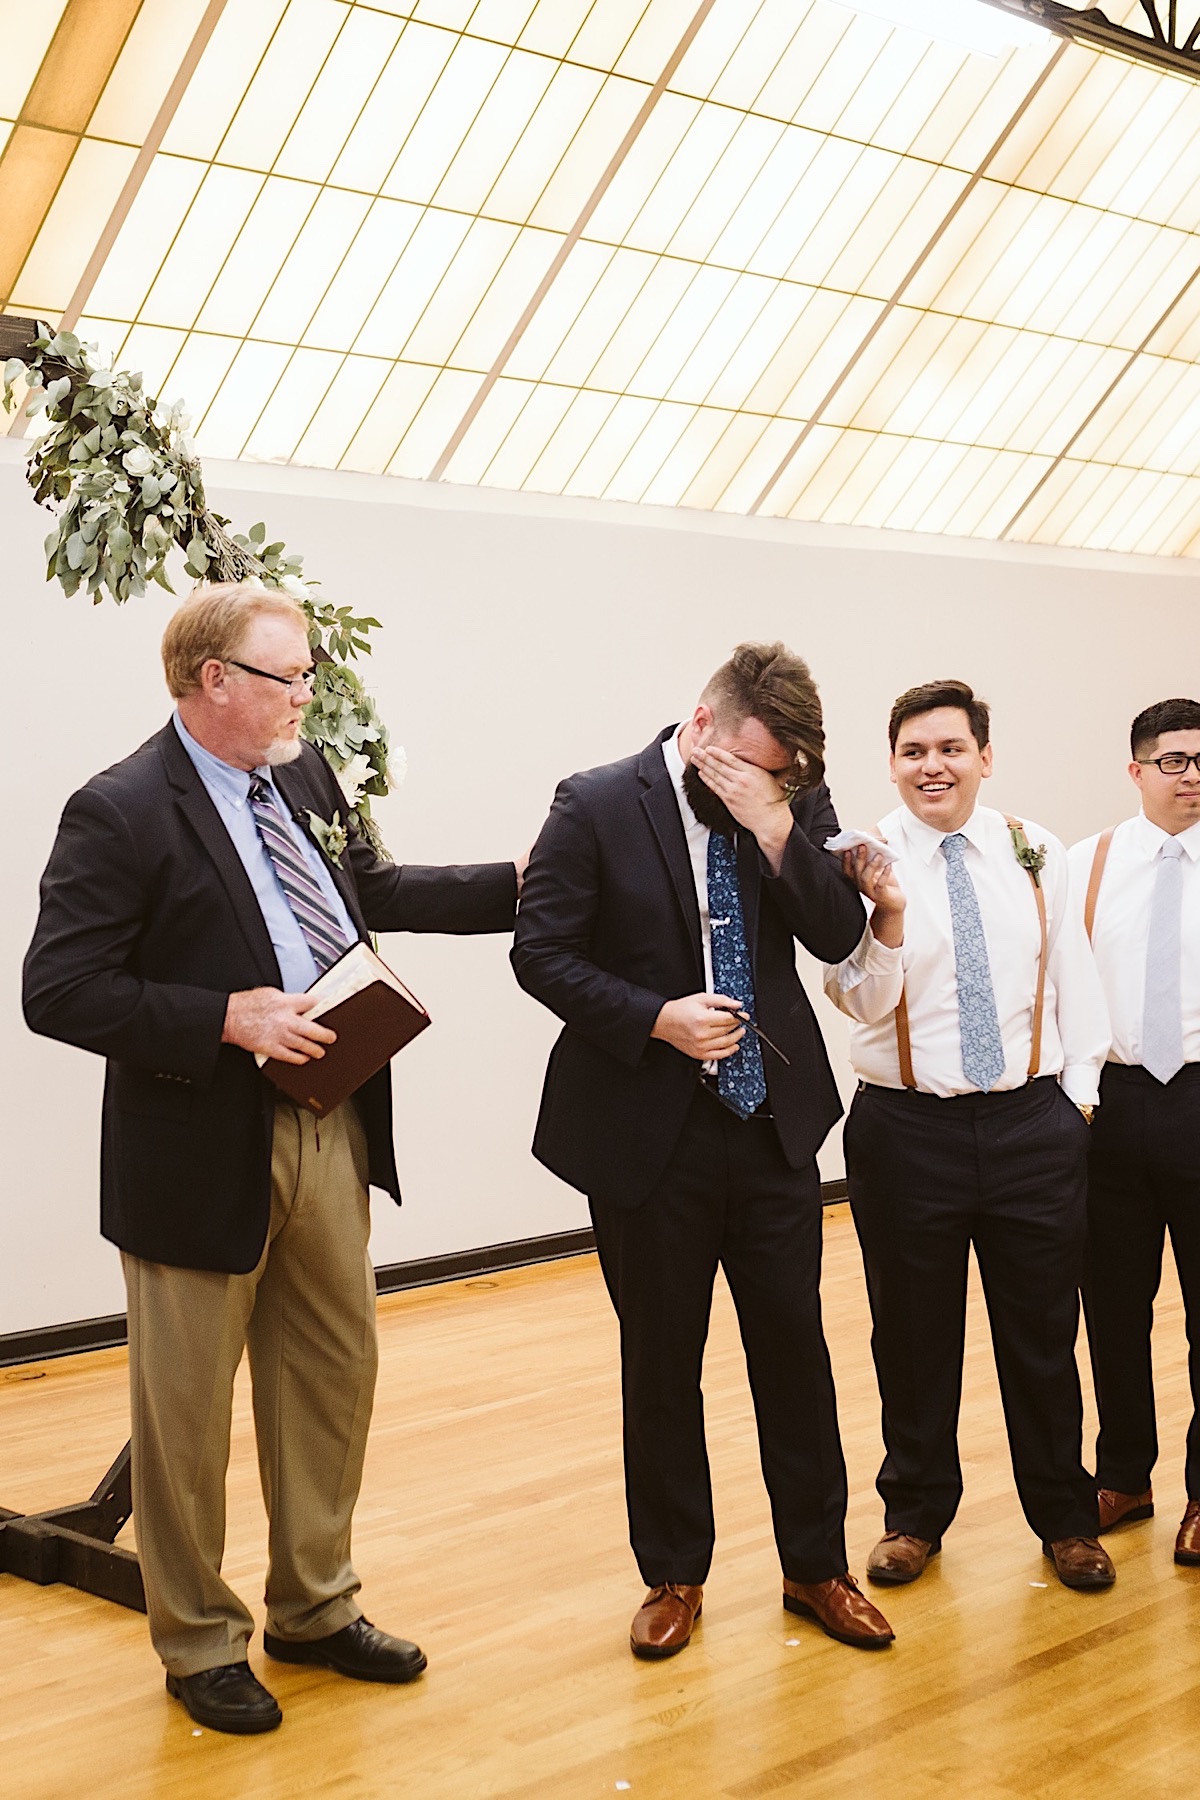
left=165, top=1662, right=282, bottom=1734
left=263, top=1617, right=427, bottom=1684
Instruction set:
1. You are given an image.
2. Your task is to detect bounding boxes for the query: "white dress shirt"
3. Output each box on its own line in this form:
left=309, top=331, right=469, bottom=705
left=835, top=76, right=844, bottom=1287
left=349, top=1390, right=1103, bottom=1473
left=662, top=727, right=719, bottom=1072
left=1069, top=809, right=1200, bottom=1069
left=824, top=804, right=1111, bottom=1105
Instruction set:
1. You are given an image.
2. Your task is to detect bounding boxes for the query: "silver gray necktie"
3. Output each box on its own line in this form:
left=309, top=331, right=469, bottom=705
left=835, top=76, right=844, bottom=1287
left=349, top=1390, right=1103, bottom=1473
left=1142, top=837, right=1185, bottom=1085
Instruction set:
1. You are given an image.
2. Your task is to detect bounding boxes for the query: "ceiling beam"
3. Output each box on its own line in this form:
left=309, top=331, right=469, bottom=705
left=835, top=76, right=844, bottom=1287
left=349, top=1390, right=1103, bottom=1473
left=980, top=0, right=1200, bottom=81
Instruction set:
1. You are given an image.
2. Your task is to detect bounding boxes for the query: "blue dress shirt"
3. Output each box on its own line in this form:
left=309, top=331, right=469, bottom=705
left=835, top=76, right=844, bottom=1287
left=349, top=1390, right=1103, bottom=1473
left=173, top=713, right=357, bottom=991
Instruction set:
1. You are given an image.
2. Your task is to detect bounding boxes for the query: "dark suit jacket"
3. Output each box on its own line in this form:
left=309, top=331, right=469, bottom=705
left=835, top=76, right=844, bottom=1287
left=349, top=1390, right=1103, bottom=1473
left=23, top=722, right=516, bottom=1274
left=510, top=727, right=866, bottom=1208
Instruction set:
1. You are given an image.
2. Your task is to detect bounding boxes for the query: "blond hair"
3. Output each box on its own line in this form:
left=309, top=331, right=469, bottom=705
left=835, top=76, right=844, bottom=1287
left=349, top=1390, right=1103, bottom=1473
left=161, top=582, right=307, bottom=698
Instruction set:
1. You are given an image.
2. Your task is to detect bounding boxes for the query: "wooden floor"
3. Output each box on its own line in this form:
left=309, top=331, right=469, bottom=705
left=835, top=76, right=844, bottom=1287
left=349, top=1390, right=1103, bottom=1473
left=2, top=1205, right=1198, bottom=1799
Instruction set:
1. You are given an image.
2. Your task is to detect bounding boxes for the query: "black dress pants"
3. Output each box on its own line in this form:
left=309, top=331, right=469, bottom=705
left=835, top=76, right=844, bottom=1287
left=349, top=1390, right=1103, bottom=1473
left=845, top=1077, right=1097, bottom=1546
left=1084, top=1062, right=1200, bottom=1499
left=589, top=1083, right=849, bottom=1588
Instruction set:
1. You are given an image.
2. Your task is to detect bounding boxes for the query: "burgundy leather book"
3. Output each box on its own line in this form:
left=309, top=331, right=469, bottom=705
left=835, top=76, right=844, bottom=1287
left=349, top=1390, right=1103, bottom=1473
left=258, top=943, right=431, bottom=1116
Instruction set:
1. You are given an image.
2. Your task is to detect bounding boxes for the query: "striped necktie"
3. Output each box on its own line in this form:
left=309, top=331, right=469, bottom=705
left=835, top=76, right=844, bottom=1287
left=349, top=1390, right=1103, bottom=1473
left=248, top=776, right=349, bottom=974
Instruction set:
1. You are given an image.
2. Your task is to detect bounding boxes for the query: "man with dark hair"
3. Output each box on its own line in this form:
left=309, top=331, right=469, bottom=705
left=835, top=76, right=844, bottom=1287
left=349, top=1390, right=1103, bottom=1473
left=825, top=679, right=1113, bottom=1591
left=512, top=643, right=895, bottom=1657
left=1069, top=697, right=1200, bottom=1562
left=24, top=585, right=522, bottom=1734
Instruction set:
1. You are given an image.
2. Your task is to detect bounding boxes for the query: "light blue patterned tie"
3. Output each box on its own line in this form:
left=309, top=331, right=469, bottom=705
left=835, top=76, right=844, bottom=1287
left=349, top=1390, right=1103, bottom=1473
left=707, top=830, right=768, bottom=1119
left=1142, top=837, right=1185, bottom=1085
left=942, top=832, right=1006, bottom=1093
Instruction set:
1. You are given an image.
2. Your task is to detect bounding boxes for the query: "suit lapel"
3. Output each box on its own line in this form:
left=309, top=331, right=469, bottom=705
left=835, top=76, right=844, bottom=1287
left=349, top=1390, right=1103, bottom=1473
left=638, top=731, right=704, bottom=983
left=158, top=727, right=281, bottom=983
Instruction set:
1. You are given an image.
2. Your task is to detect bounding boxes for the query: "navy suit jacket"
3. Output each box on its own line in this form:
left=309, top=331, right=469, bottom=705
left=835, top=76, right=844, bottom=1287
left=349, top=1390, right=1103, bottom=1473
left=511, top=727, right=866, bottom=1208
left=23, top=723, right=516, bottom=1273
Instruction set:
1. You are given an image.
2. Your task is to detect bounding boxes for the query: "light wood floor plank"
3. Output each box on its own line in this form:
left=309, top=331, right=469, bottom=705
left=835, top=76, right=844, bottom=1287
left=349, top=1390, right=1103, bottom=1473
left=2, top=1206, right=1197, bottom=1799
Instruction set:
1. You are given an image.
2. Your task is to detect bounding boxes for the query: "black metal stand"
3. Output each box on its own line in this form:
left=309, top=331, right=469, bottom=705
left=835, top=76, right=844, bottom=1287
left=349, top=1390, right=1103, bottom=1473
left=0, top=1442, right=145, bottom=1612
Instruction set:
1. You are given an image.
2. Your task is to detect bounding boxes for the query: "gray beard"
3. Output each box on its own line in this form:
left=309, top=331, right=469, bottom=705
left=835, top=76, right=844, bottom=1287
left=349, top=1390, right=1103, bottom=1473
left=265, top=736, right=303, bottom=766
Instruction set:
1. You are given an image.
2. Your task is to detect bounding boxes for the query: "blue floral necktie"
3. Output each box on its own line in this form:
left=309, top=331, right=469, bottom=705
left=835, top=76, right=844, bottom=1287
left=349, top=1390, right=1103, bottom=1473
left=941, top=832, right=1006, bottom=1092
left=707, top=829, right=768, bottom=1119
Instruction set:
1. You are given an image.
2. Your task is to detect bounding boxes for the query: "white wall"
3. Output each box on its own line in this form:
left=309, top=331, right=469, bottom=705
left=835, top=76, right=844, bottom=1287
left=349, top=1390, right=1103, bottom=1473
left=3, top=440, right=1197, bottom=1335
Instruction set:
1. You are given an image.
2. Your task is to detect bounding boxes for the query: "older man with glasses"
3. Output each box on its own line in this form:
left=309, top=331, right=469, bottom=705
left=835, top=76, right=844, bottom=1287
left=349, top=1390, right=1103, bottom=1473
left=23, top=583, right=523, bottom=1734
left=1070, top=699, right=1200, bottom=1565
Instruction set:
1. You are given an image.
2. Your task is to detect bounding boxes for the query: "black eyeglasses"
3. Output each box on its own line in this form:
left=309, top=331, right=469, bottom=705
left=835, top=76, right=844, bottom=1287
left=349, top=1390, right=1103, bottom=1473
left=227, top=659, right=317, bottom=697
left=1137, top=752, right=1200, bottom=775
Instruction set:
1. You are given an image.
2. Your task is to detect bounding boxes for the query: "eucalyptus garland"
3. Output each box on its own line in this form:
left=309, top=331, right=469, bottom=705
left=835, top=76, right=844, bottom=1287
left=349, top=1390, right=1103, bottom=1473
left=2, top=324, right=397, bottom=846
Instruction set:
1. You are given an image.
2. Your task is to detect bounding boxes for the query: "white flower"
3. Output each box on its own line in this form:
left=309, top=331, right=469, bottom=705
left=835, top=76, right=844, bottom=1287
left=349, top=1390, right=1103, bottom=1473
left=388, top=745, right=407, bottom=789
left=336, top=753, right=374, bottom=809
left=122, top=445, right=154, bottom=477
left=279, top=574, right=310, bottom=599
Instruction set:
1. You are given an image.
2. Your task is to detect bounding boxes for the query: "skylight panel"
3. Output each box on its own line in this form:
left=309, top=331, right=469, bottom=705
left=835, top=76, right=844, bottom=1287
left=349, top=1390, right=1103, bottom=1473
left=447, top=226, right=562, bottom=368
left=482, top=62, right=605, bottom=225
left=587, top=258, right=704, bottom=392
left=141, top=165, right=265, bottom=329
left=382, top=34, right=509, bottom=206
left=666, top=271, right=780, bottom=404
left=434, top=49, right=556, bottom=214
left=747, top=289, right=883, bottom=416
left=622, top=104, right=743, bottom=255
left=101, top=323, right=188, bottom=407
left=8, top=138, right=136, bottom=318
left=783, top=143, right=904, bottom=287
left=354, top=208, right=473, bottom=357
left=195, top=178, right=319, bottom=337
left=504, top=238, right=614, bottom=380
left=161, top=0, right=290, bottom=160
left=629, top=264, right=739, bottom=397
left=585, top=91, right=701, bottom=246
left=538, top=245, right=654, bottom=385
left=516, top=0, right=596, bottom=62
left=253, top=187, right=373, bottom=342
left=563, top=393, right=659, bottom=494
left=193, top=340, right=293, bottom=455
left=240, top=346, right=344, bottom=461
left=438, top=375, right=534, bottom=482
left=1133, top=478, right=1200, bottom=556
left=661, top=113, right=784, bottom=264
left=294, top=354, right=390, bottom=468
left=639, top=403, right=738, bottom=504
left=339, top=361, right=439, bottom=472
left=467, top=0, right=542, bottom=43
left=522, top=387, right=622, bottom=492
left=88, top=1, right=212, bottom=147
left=402, top=217, right=520, bottom=364
left=474, top=381, right=576, bottom=489
left=527, top=75, right=647, bottom=231
left=151, top=332, right=241, bottom=428
left=0, top=7, right=69, bottom=118
left=218, top=0, right=347, bottom=174
left=609, top=0, right=693, bottom=82
left=708, top=415, right=810, bottom=511
left=274, top=7, right=405, bottom=184
left=387, top=367, right=484, bottom=477
left=822, top=159, right=964, bottom=298
left=602, top=399, right=696, bottom=500
left=328, top=23, right=454, bottom=194
left=303, top=199, right=424, bottom=351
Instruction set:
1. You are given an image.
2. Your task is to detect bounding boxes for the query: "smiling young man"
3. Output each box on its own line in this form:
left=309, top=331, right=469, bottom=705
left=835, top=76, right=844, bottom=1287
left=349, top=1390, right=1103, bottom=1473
left=1069, top=699, right=1200, bottom=1563
left=824, top=679, right=1113, bottom=1593
left=23, top=583, right=521, bottom=1734
left=513, top=643, right=895, bottom=1659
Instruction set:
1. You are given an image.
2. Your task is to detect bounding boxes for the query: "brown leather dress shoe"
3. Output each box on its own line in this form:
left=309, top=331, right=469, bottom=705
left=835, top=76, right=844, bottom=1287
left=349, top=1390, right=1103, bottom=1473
left=630, top=1584, right=703, bottom=1659
left=1097, top=1487, right=1154, bottom=1533
left=865, top=1532, right=939, bottom=1585
left=782, top=1574, right=894, bottom=1648
left=1175, top=1500, right=1200, bottom=1565
left=1043, top=1536, right=1116, bottom=1590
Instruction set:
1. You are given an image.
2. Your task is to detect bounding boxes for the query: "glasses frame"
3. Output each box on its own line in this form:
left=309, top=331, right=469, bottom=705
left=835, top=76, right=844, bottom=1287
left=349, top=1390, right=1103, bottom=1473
left=227, top=658, right=318, bottom=697
left=1136, top=752, right=1200, bottom=776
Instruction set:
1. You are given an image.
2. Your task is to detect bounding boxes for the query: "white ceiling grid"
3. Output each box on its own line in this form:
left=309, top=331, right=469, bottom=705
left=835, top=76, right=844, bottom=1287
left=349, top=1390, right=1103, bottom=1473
left=3, top=0, right=1200, bottom=554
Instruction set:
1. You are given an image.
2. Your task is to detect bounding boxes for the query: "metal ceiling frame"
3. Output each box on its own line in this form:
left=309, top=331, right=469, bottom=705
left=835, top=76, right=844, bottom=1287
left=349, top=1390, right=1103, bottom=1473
left=980, top=0, right=1200, bottom=81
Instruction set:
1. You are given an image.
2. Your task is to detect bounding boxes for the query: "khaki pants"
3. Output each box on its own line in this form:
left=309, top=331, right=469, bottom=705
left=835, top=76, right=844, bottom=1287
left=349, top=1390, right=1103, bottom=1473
left=123, top=1099, right=376, bottom=1677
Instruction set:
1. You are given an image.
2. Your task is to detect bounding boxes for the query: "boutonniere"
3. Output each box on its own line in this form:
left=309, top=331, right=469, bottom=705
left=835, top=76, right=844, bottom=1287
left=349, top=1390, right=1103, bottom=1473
left=1009, top=821, right=1047, bottom=886
left=306, top=809, right=348, bottom=868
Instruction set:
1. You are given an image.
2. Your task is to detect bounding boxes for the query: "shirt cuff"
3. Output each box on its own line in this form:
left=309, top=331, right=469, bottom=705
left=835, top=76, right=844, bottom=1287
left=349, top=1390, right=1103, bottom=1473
left=1060, top=1063, right=1101, bottom=1108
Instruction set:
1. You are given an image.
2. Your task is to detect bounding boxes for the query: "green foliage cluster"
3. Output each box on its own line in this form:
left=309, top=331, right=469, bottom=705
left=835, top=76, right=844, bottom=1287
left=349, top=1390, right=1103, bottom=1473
left=2, top=326, right=395, bottom=840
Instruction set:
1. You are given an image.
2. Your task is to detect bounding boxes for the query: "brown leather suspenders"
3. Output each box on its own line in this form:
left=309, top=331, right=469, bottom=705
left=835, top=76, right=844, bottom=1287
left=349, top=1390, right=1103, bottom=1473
left=1084, top=828, right=1115, bottom=943
left=880, top=816, right=1048, bottom=1090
